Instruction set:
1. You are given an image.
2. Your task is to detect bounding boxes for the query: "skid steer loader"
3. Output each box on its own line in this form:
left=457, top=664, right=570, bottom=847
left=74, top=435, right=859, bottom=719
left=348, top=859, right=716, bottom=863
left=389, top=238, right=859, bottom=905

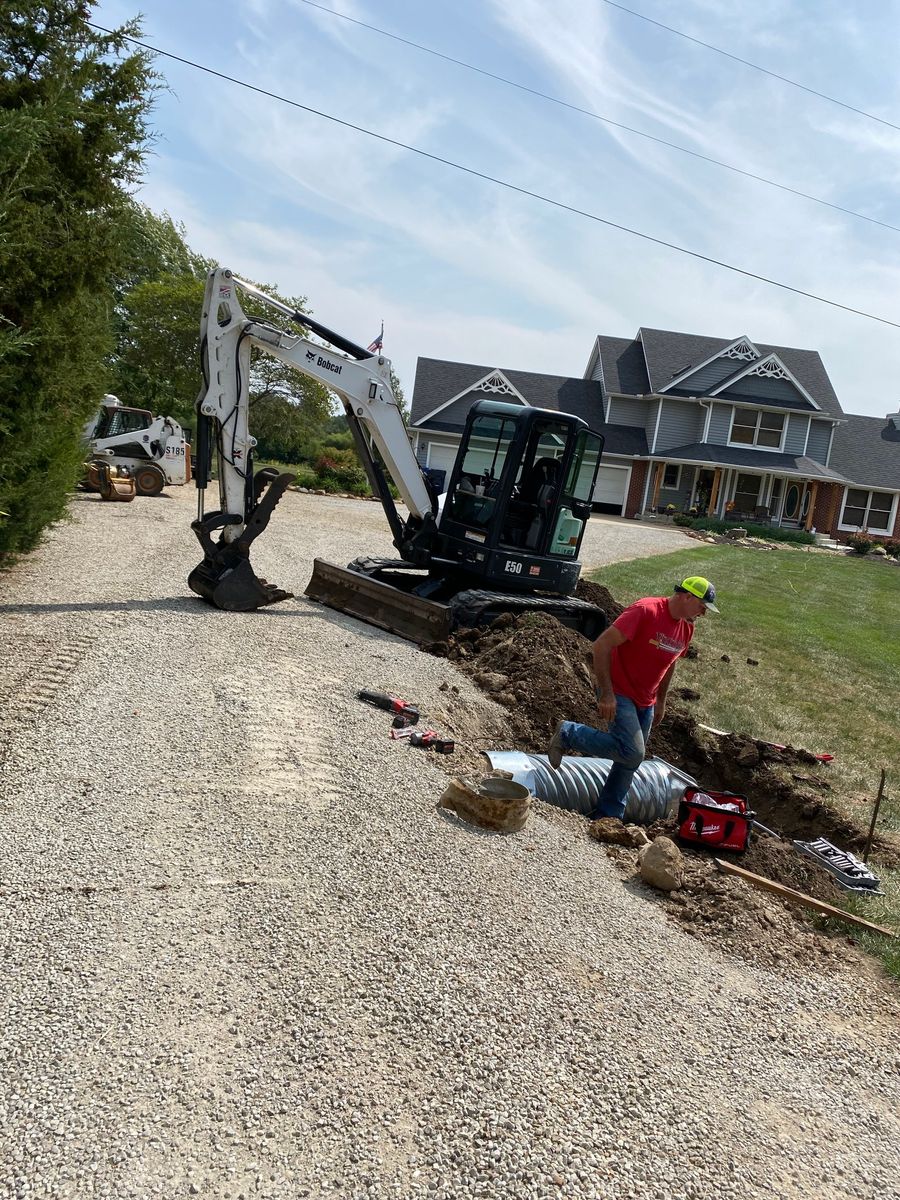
left=82, top=395, right=191, bottom=498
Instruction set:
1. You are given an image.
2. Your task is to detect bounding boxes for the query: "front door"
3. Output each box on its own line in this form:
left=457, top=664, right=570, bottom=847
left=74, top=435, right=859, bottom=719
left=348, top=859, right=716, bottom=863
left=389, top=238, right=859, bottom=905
left=782, top=480, right=809, bottom=525
left=693, top=468, right=716, bottom=514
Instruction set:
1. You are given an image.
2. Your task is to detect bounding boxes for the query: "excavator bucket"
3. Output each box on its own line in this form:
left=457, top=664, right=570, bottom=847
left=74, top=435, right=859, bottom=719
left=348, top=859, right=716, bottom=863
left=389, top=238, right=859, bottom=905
left=305, top=559, right=453, bottom=643
left=188, top=555, right=293, bottom=612
left=189, top=470, right=297, bottom=612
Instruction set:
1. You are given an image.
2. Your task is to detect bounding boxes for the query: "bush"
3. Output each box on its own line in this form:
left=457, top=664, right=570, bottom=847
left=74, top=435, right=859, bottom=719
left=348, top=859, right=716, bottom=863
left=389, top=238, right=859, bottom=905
left=884, top=540, right=900, bottom=558
left=672, top=513, right=694, bottom=527
left=846, top=532, right=874, bottom=555
left=690, top=518, right=814, bottom=545
left=314, top=450, right=368, bottom=495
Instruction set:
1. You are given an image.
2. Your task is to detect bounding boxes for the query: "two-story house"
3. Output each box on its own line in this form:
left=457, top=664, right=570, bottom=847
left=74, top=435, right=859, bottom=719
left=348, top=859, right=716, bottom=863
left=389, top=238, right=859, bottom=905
left=409, top=328, right=900, bottom=544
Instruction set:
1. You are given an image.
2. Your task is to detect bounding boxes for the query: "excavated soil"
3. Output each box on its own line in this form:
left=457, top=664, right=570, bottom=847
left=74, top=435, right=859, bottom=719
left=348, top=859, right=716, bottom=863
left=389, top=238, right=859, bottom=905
left=425, top=581, right=896, bottom=974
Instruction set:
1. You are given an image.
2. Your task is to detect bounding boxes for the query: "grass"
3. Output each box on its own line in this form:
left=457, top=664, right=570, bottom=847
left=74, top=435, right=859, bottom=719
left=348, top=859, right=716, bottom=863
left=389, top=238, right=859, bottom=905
left=591, top=543, right=900, bottom=978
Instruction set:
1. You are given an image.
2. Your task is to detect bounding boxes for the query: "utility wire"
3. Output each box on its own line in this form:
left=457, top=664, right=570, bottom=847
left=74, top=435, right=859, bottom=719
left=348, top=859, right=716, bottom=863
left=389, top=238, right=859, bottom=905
left=294, top=0, right=900, bottom=236
left=90, top=25, right=900, bottom=332
left=599, top=0, right=900, bottom=135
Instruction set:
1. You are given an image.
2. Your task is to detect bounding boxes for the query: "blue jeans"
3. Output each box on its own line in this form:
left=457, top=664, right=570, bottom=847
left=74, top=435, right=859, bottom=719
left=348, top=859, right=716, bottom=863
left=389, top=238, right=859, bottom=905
left=558, top=695, right=654, bottom=820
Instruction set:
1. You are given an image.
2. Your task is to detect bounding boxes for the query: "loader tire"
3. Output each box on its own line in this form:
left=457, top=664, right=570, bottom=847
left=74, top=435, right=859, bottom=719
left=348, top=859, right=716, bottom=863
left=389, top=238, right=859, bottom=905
left=134, top=465, right=166, bottom=496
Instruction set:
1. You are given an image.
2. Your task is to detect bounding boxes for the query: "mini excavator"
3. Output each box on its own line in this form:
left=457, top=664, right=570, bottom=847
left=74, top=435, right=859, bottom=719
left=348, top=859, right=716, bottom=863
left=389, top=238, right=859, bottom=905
left=188, top=267, right=608, bottom=643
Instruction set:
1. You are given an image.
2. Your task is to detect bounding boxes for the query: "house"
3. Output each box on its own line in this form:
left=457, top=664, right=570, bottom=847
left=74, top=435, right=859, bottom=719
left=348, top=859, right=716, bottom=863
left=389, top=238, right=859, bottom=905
left=408, top=329, right=900, bottom=544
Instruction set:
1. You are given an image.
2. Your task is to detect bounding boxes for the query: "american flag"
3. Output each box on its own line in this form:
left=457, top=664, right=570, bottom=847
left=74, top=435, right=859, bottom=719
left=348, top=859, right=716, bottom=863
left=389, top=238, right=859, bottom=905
left=367, top=323, right=384, bottom=354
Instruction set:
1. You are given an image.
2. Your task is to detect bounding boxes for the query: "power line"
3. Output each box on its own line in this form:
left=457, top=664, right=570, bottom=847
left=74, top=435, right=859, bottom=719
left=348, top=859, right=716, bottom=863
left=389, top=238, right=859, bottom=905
left=90, top=25, right=900, bottom=333
left=293, top=0, right=900, bottom=237
left=599, top=0, right=900, bottom=135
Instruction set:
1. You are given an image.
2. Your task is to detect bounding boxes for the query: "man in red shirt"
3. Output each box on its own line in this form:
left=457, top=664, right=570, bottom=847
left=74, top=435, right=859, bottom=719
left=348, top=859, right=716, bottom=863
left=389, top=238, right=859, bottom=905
left=547, top=576, right=719, bottom=820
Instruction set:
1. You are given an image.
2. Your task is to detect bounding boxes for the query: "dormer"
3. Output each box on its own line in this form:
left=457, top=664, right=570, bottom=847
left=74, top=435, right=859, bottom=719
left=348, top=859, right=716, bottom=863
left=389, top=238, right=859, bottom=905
left=661, top=336, right=761, bottom=396
left=413, top=368, right=528, bottom=426
left=709, top=353, right=820, bottom=410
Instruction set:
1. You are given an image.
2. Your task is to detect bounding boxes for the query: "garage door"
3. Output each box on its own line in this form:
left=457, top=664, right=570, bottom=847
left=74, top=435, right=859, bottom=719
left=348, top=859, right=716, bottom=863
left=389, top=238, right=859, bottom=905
left=592, top=464, right=628, bottom=511
left=424, top=442, right=460, bottom=477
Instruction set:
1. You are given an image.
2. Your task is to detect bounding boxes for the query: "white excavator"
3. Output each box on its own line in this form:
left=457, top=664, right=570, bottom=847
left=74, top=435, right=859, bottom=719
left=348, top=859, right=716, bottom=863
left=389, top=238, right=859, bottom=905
left=82, top=395, right=190, bottom=499
left=189, top=267, right=609, bottom=643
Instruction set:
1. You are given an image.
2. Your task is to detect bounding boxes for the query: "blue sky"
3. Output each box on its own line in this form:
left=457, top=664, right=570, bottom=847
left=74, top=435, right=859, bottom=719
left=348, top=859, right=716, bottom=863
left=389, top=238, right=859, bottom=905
left=97, top=0, right=900, bottom=418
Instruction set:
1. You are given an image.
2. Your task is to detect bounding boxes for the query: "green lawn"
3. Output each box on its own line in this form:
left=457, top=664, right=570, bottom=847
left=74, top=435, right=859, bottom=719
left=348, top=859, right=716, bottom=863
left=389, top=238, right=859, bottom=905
left=589, top=543, right=900, bottom=830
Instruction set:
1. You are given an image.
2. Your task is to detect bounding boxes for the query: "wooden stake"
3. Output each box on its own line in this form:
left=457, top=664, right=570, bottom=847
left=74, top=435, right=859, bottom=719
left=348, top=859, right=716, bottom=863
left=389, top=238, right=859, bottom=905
left=713, top=858, right=895, bottom=938
left=863, top=769, right=887, bottom=864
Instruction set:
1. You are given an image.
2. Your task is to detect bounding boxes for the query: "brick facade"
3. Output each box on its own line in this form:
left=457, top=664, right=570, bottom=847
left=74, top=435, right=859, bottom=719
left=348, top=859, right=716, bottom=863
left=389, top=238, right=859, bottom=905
left=624, top=461, right=648, bottom=519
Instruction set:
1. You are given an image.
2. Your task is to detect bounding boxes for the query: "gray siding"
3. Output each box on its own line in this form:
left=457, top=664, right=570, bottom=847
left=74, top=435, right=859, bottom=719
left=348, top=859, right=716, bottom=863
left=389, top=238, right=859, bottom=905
left=671, top=357, right=744, bottom=393
left=657, top=465, right=697, bottom=511
left=707, top=403, right=732, bottom=445
left=646, top=397, right=661, bottom=445
left=784, top=413, right=809, bottom=455
left=589, top=352, right=604, bottom=382
left=719, top=374, right=809, bottom=405
left=607, top=395, right=650, bottom=427
left=805, top=419, right=832, bottom=464
left=654, top=399, right=705, bottom=452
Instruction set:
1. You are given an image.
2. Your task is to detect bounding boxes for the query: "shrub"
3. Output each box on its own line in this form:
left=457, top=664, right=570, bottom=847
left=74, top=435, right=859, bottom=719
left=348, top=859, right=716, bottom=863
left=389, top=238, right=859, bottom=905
left=672, top=513, right=694, bottom=527
left=690, top=518, right=814, bottom=545
left=846, top=532, right=874, bottom=555
left=314, top=450, right=368, bottom=495
left=884, top=540, right=900, bottom=558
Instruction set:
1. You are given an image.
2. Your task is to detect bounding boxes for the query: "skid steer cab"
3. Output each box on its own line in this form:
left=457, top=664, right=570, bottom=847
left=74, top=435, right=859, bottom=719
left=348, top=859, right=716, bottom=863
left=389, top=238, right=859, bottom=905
left=437, top=400, right=604, bottom=594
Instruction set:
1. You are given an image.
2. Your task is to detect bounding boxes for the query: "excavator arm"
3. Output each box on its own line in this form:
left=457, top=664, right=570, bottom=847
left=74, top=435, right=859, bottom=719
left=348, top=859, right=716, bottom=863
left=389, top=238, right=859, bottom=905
left=189, top=268, right=437, bottom=611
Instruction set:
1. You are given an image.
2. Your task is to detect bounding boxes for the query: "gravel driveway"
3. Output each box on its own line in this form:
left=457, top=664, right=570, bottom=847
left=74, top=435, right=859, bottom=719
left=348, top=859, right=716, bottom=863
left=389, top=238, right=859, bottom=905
left=0, top=489, right=897, bottom=1200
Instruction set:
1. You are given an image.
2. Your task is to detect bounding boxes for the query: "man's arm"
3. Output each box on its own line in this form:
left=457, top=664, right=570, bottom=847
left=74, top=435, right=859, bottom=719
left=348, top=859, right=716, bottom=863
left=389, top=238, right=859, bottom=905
left=592, top=625, right=628, bottom=722
left=652, top=660, right=678, bottom=727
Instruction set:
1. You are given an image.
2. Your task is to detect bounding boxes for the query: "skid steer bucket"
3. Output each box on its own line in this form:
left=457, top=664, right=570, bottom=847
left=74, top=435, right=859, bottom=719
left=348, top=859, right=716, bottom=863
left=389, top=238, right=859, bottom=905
left=92, top=461, right=136, bottom=502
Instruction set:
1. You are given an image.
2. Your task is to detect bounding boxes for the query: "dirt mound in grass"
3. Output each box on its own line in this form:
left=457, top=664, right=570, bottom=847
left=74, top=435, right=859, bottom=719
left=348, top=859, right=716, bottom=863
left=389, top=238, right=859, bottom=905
left=427, top=588, right=894, bottom=973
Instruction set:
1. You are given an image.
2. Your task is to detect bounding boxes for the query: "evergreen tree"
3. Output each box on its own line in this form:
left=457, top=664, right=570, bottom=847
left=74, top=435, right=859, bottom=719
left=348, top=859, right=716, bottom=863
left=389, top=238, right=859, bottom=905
left=0, top=3, right=157, bottom=557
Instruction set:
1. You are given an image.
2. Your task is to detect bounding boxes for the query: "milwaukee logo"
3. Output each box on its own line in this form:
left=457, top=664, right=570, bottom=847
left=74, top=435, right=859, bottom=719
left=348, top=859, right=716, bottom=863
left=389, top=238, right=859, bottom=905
left=700, top=823, right=722, bottom=836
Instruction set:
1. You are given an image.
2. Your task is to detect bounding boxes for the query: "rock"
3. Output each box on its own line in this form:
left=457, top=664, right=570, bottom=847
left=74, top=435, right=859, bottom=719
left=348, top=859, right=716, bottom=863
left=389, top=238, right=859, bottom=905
left=725, top=527, right=747, bottom=539
left=720, top=654, right=731, bottom=663
left=746, top=657, right=759, bottom=666
left=638, top=837, right=684, bottom=891
left=474, top=671, right=509, bottom=692
left=589, top=817, right=645, bottom=847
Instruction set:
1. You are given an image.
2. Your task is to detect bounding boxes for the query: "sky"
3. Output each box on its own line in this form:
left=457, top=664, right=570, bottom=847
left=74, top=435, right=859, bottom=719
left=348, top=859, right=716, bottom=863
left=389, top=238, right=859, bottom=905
left=95, top=0, right=900, bottom=418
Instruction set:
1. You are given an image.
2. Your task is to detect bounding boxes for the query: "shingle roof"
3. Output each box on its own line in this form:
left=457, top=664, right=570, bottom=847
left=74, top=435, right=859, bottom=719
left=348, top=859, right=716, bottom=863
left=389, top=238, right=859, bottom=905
left=592, top=336, right=649, bottom=395
left=659, top=442, right=851, bottom=482
left=644, top=328, right=843, bottom=415
left=829, top=415, right=900, bottom=490
left=409, top=356, right=647, bottom=456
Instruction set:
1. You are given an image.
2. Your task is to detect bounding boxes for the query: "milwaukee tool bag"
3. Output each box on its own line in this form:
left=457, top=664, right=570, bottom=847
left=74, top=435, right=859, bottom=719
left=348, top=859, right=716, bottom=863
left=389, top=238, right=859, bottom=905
left=676, top=788, right=753, bottom=853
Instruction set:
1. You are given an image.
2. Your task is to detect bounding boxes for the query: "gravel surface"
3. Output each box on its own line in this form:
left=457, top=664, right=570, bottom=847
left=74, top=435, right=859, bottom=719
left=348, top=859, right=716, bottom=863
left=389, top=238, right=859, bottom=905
left=0, top=489, right=898, bottom=1200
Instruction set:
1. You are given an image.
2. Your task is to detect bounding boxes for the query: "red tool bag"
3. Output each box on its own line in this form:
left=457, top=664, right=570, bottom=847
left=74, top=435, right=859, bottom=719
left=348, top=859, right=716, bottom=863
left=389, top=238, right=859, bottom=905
left=676, top=788, right=753, bottom=853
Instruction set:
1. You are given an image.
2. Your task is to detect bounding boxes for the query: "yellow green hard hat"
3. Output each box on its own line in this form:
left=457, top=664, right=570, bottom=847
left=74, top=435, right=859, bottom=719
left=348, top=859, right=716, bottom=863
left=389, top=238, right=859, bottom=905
left=675, top=575, right=719, bottom=612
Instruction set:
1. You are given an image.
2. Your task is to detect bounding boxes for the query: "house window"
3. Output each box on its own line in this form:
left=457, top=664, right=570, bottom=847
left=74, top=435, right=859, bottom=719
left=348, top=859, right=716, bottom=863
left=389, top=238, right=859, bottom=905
left=839, top=488, right=896, bottom=534
left=662, top=464, right=681, bottom=489
left=729, top=408, right=784, bottom=449
left=732, top=473, right=762, bottom=513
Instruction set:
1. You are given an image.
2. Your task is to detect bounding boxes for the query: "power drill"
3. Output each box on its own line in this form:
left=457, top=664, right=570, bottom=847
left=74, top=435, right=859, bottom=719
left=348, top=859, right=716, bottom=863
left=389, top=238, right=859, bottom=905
left=357, top=688, right=420, bottom=725
left=409, top=729, right=455, bottom=754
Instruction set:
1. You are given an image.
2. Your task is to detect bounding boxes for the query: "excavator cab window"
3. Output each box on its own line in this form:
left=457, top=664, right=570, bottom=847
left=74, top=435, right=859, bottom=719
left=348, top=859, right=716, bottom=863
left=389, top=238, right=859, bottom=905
left=499, top=419, right=568, bottom=552
left=446, top=412, right=516, bottom=529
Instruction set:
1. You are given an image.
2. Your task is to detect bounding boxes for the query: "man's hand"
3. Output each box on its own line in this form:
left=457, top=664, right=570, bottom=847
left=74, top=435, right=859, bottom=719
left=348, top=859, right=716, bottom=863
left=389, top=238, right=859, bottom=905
left=652, top=701, right=666, bottom=728
left=596, top=691, right=617, bottom=723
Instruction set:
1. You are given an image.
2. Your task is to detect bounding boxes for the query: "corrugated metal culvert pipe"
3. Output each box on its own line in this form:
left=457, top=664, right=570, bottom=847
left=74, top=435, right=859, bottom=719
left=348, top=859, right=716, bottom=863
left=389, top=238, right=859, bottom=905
left=485, top=752, right=697, bottom=825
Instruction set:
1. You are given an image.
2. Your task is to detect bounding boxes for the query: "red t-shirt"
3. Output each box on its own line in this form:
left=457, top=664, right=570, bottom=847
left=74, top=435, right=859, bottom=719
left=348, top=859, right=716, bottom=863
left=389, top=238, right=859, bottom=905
left=608, top=596, right=694, bottom=708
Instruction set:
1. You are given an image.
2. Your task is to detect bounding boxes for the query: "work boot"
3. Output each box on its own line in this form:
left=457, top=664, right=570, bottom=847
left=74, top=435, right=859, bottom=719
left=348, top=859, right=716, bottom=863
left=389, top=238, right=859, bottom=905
left=547, top=721, right=566, bottom=770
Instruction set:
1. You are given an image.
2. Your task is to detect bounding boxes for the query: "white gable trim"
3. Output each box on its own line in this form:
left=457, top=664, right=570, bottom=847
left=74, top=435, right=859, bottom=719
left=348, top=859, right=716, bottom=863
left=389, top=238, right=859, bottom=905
left=709, top=353, right=821, bottom=410
left=412, top=368, right=529, bottom=426
left=661, top=335, right=761, bottom=393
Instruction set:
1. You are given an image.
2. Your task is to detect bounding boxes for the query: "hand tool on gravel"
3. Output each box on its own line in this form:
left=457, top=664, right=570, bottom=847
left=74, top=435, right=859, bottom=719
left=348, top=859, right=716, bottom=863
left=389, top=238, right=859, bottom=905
left=357, top=689, right=420, bottom=724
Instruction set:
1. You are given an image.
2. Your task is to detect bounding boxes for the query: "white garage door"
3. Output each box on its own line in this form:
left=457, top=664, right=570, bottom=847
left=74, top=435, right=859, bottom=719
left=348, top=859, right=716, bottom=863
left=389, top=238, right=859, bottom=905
left=592, top=464, right=628, bottom=510
left=425, top=442, right=460, bottom=477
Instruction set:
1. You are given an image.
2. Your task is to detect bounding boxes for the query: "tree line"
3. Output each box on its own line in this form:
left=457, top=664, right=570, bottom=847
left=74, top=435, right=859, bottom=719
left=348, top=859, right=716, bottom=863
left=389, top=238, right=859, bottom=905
left=1, top=3, right=403, bottom=560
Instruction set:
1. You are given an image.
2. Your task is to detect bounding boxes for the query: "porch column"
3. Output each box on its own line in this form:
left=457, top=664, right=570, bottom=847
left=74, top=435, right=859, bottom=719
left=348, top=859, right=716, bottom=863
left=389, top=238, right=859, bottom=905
left=707, top=468, right=722, bottom=516
left=651, top=462, right=664, bottom=510
left=805, top=480, right=819, bottom=531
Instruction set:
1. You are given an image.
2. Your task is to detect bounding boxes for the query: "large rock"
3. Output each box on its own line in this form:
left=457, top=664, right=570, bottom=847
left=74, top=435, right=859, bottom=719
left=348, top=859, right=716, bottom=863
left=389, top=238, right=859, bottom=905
left=638, top=837, right=684, bottom=891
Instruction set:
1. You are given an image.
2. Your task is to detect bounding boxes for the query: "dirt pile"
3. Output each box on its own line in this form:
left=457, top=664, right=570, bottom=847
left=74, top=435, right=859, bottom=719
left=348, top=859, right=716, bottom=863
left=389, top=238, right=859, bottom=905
left=427, top=589, right=893, bottom=973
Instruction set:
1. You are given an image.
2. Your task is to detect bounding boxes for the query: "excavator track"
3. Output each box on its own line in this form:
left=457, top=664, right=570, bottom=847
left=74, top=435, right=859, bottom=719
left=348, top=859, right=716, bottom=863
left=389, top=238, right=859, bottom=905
left=304, top=558, right=606, bottom=644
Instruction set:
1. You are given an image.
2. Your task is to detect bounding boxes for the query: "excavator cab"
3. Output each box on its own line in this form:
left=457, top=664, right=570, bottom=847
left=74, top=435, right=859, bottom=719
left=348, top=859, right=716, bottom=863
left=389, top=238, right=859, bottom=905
left=437, top=400, right=605, bottom=594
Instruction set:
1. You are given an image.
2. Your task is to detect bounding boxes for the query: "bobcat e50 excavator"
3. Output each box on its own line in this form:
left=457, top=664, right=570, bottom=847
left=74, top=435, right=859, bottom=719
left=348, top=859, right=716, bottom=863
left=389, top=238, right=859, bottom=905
left=83, top=395, right=191, bottom=498
left=189, top=267, right=609, bottom=643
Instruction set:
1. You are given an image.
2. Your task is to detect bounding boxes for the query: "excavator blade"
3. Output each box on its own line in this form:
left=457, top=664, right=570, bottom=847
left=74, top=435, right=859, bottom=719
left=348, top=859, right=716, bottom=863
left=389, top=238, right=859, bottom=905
left=188, top=556, right=294, bottom=612
left=305, top=558, right=452, bottom=644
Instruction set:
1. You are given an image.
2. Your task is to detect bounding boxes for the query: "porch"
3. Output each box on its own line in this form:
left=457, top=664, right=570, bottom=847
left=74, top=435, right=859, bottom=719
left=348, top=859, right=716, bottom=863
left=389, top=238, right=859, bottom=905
left=641, top=461, right=829, bottom=530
